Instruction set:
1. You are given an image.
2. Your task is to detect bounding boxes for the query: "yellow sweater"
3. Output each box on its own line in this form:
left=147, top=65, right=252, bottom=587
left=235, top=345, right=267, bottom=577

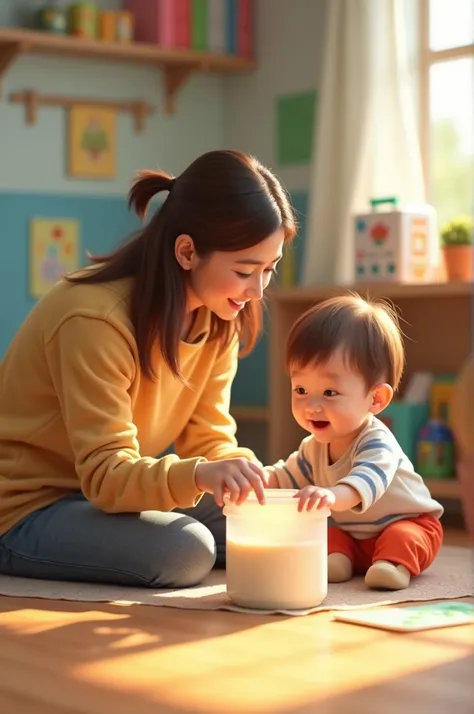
left=0, top=277, right=256, bottom=535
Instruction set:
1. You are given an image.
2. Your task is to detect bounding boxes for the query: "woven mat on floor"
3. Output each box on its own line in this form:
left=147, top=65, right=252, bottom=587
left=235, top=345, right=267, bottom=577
left=0, top=545, right=471, bottom=616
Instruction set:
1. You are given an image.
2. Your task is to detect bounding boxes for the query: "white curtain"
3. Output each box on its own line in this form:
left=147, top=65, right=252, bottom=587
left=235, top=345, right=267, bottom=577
left=302, top=0, right=426, bottom=285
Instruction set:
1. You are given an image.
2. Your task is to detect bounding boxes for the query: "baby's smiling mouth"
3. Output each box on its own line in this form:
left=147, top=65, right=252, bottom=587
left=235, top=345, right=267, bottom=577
left=310, top=420, right=330, bottom=430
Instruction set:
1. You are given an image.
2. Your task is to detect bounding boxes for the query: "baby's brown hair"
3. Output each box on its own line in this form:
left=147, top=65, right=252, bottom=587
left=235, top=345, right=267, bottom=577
left=286, top=293, right=405, bottom=391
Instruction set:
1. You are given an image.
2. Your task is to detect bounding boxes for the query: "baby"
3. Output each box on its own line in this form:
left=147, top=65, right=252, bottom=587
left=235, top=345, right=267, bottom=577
left=266, top=294, right=444, bottom=591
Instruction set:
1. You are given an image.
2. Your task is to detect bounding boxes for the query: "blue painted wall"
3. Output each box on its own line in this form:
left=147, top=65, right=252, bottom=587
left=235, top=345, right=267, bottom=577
left=0, top=191, right=140, bottom=355
left=0, top=189, right=308, bottom=405
left=0, top=1, right=224, bottom=368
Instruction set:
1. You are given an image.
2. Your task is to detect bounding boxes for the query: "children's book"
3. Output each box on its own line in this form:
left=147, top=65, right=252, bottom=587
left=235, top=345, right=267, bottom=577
left=333, top=601, right=474, bottom=632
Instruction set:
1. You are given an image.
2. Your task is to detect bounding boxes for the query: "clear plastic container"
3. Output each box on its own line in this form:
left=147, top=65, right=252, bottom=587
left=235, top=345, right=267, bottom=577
left=224, top=489, right=329, bottom=610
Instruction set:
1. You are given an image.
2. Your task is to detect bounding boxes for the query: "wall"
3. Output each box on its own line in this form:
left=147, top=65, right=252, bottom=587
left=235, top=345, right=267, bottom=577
left=224, top=0, right=326, bottom=193
left=225, top=0, right=327, bottom=405
left=0, top=0, right=327, bottom=408
left=0, top=0, right=224, bottom=354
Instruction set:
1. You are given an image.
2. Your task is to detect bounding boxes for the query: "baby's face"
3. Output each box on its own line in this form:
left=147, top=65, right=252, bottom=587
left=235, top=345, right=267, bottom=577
left=290, top=349, right=376, bottom=454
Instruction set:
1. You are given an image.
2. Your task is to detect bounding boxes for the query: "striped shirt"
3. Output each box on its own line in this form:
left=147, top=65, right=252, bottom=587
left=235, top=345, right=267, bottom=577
left=268, top=415, right=444, bottom=539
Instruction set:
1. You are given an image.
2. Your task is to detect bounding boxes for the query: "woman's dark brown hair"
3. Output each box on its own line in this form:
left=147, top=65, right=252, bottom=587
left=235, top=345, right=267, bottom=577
left=67, top=150, right=296, bottom=380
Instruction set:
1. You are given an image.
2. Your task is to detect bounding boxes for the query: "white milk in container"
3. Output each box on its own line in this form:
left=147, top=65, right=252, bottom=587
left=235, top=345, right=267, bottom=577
left=224, top=490, right=329, bottom=610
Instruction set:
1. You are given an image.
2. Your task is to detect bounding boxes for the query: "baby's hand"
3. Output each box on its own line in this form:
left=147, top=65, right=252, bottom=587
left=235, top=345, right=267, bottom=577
left=295, top=486, right=336, bottom=512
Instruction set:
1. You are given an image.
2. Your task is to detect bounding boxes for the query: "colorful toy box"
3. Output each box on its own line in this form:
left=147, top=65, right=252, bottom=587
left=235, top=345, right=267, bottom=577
left=354, top=197, right=439, bottom=282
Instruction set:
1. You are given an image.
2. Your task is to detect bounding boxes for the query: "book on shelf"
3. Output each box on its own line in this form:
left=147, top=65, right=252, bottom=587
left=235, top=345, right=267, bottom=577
left=125, top=0, right=253, bottom=57
left=192, top=0, right=207, bottom=51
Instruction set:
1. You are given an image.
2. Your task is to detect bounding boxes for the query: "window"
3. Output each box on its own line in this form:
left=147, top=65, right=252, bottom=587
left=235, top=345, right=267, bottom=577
left=421, top=0, right=474, bottom=229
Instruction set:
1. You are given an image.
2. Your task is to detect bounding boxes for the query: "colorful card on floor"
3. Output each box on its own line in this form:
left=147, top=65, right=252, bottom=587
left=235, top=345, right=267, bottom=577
left=333, top=602, right=474, bottom=632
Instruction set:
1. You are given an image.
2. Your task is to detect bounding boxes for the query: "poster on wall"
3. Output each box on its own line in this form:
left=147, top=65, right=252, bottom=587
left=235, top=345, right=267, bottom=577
left=29, top=218, right=80, bottom=298
left=68, top=104, right=117, bottom=179
left=275, top=91, right=317, bottom=166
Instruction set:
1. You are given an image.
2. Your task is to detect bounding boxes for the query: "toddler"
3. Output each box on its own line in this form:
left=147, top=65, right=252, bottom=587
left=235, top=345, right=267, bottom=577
left=266, top=294, right=444, bottom=590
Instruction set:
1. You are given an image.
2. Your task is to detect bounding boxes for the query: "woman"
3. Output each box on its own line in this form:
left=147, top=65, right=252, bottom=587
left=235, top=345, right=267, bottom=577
left=0, top=150, right=296, bottom=588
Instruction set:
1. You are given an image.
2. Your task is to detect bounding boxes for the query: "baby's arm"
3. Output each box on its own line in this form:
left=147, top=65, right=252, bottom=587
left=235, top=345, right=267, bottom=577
left=265, top=439, right=360, bottom=511
left=298, top=430, right=399, bottom=512
left=264, top=437, right=315, bottom=490
left=336, top=430, right=400, bottom=512
left=296, top=482, right=361, bottom=511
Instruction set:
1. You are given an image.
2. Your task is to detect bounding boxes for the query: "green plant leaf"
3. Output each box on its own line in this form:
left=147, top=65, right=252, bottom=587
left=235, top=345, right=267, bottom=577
left=440, top=214, right=474, bottom=246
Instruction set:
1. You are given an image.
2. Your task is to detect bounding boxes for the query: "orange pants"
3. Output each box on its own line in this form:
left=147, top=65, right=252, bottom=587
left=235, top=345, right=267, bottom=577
left=328, top=515, right=443, bottom=576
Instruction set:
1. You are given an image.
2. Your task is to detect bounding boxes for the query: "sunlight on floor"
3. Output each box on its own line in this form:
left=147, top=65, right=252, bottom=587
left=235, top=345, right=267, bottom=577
left=0, top=607, right=127, bottom=636
left=71, top=618, right=474, bottom=713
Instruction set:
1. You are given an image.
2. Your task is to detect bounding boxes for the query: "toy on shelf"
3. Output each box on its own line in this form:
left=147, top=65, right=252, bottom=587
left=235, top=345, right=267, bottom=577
left=353, top=197, right=439, bottom=283
left=379, top=371, right=433, bottom=467
left=116, top=11, right=134, bottom=42
left=37, top=4, right=68, bottom=34
left=98, top=11, right=116, bottom=41
left=430, top=374, right=456, bottom=427
left=379, top=402, right=430, bottom=467
left=417, top=419, right=454, bottom=479
left=69, top=2, right=99, bottom=39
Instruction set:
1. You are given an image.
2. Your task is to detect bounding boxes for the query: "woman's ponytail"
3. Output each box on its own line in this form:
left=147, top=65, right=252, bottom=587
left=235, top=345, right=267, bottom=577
left=128, top=170, right=175, bottom=220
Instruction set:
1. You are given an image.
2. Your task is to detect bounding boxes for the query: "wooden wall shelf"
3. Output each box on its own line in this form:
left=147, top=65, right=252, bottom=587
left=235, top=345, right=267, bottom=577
left=9, top=89, right=154, bottom=132
left=0, top=28, right=256, bottom=113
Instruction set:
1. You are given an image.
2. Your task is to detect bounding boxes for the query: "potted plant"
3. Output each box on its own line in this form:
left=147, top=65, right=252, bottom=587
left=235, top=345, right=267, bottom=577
left=440, top=215, right=474, bottom=281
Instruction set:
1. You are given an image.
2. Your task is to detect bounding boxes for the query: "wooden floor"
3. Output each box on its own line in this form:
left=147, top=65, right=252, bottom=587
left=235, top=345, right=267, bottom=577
left=0, top=531, right=472, bottom=714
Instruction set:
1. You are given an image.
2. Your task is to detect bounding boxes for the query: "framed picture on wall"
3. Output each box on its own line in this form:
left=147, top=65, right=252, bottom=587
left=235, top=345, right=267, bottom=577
left=29, top=218, right=80, bottom=298
left=68, top=104, right=117, bottom=179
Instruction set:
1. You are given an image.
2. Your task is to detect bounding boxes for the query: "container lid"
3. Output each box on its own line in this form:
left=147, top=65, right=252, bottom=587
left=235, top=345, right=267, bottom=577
left=224, top=489, right=331, bottom=516
left=224, top=489, right=298, bottom=505
left=254, top=489, right=299, bottom=503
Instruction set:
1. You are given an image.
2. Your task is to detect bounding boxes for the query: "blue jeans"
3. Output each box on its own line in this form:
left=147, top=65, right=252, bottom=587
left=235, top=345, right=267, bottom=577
left=0, top=493, right=226, bottom=588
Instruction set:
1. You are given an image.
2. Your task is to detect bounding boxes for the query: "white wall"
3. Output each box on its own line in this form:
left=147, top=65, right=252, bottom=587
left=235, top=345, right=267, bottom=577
left=1, top=0, right=328, bottom=196
left=224, top=0, right=327, bottom=192
left=224, top=0, right=327, bottom=406
left=0, top=0, right=224, bottom=195
left=1, top=55, right=224, bottom=195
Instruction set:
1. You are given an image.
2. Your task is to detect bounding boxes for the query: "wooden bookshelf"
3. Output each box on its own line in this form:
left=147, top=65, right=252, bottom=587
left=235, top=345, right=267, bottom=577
left=424, top=479, right=461, bottom=499
left=231, top=405, right=270, bottom=422
left=267, top=281, right=473, bottom=503
left=0, top=28, right=256, bottom=112
left=270, top=280, right=473, bottom=302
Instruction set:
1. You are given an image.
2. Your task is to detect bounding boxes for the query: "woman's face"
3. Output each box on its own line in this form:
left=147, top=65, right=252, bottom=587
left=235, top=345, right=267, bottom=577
left=177, top=228, right=285, bottom=319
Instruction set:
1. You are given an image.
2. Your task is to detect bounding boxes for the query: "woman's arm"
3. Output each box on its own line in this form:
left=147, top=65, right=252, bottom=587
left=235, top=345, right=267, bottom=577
left=46, top=315, right=204, bottom=513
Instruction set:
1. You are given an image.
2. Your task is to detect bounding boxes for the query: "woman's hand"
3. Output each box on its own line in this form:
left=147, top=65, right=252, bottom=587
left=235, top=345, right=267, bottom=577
left=295, top=485, right=336, bottom=512
left=195, top=459, right=267, bottom=507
